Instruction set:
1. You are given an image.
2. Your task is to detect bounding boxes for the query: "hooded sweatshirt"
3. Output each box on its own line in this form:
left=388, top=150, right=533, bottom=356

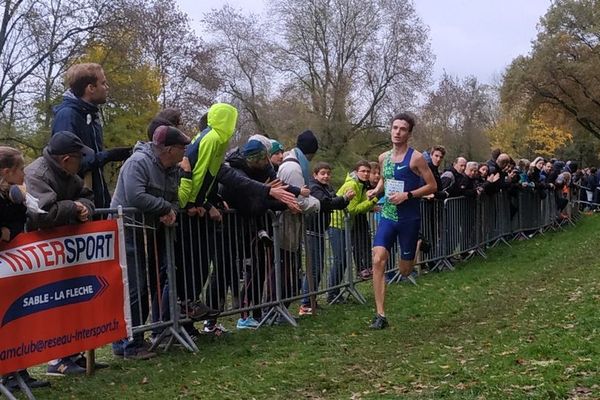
left=178, top=103, right=238, bottom=208
left=330, top=172, right=378, bottom=230
left=110, top=142, right=179, bottom=219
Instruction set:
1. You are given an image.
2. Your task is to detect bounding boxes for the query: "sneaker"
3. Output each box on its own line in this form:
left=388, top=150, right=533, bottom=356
left=203, top=322, right=230, bottom=336
left=46, top=359, right=86, bottom=376
left=236, top=317, right=260, bottom=329
left=369, top=314, right=389, bottom=330
left=359, top=269, right=372, bottom=280
left=181, top=300, right=220, bottom=321
left=123, top=346, right=156, bottom=361
left=74, top=355, right=109, bottom=370
left=1, top=370, right=50, bottom=391
left=19, top=370, right=50, bottom=389
left=257, top=229, right=273, bottom=245
left=112, top=340, right=125, bottom=357
left=274, top=314, right=298, bottom=325
left=298, top=304, right=313, bottom=316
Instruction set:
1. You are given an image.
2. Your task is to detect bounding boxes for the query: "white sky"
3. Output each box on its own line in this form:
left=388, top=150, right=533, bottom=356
left=177, top=0, right=551, bottom=85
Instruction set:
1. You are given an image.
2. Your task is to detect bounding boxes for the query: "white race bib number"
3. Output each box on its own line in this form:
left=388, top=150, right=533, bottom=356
left=385, top=179, right=405, bottom=197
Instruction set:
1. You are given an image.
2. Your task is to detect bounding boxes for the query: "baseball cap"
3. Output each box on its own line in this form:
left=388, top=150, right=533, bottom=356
left=152, top=125, right=191, bottom=147
left=48, top=131, right=95, bottom=159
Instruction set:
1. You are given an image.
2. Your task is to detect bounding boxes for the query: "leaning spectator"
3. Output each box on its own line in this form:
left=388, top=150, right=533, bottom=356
left=219, top=140, right=294, bottom=328
left=0, top=146, right=51, bottom=390
left=110, top=125, right=190, bottom=360
left=276, top=130, right=321, bottom=316
left=25, top=131, right=96, bottom=375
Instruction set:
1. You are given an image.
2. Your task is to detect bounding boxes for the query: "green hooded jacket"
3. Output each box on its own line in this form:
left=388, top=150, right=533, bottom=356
left=330, top=172, right=377, bottom=229
left=178, top=103, right=238, bottom=208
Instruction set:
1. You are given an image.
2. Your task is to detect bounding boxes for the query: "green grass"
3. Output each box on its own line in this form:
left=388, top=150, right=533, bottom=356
left=28, top=215, right=600, bottom=399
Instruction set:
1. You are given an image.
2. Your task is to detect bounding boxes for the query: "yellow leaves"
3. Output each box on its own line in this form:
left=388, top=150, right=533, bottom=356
left=525, top=115, right=572, bottom=157
left=485, top=110, right=572, bottom=158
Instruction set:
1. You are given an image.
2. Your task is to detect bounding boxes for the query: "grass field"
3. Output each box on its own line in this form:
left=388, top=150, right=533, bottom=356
left=27, top=215, right=600, bottom=399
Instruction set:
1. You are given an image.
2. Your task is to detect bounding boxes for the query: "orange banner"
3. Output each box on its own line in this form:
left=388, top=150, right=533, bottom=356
left=0, top=220, right=129, bottom=375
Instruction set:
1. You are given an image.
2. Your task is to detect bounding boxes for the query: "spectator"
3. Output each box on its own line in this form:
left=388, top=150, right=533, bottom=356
left=270, top=140, right=285, bottom=172
left=178, top=105, right=296, bottom=217
left=528, top=157, right=548, bottom=198
left=300, top=162, right=354, bottom=315
left=328, top=160, right=378, bottom=302
left=110, top=125, right=190, bottom=360
left=276, top=130, right=320, bottom=316
left=0, top=146, right=51, bottom=391
left=219, top=140, right=293, bottom=329
left=464, top=161, right=482, bottom=197
left=146, top=108, right=183, bottom=141
left=428, top=145, right=445, bottom=195
left=541, top=161, right=553, bottom=183
left=486, top=148, right=502, bottom=175
left=25, top=131, right=96, bottom=375
left=478, top=164, right=489, bottom=180
left=351, top=161, right=381, bottom=280
left=440, top=157, right=467, bottom=197
left=52, top=63, right=131, bottom=208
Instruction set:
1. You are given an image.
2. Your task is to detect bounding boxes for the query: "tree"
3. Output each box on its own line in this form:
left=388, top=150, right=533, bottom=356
left=271, top=0, right=433, bottom=159
left=139, top=0, right=220, bottom=128
left=0, top=0, right=113, bottom=123
left=418, top=74, right=495, bottom=161
left=501, top=0, right=600, bottom=140
left=202, top=5, right=276, bottom=134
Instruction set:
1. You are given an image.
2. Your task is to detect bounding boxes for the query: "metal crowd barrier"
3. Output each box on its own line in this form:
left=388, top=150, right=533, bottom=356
left=95, top=187, right=578, bottom=356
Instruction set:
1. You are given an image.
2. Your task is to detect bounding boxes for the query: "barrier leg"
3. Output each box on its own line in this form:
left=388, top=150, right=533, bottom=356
left=149, top=227, right=198, bottom=352
left=331, top=217, right=366, bottom=304
left=0, top=373, right=35, bottom=400
left=259, top=214, right=298, bottom=327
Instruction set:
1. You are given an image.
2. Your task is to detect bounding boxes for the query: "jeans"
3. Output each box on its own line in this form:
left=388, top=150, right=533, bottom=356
left=301, top=233, right=325, bottom=306
left=327, top=227, right=347, bottom=300
left=114, top=222, right=167, bottom=351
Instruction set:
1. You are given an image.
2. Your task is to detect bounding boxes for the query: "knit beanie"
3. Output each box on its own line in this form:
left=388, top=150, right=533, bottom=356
left=270, top=140, right=284, bottom=155
left=242, top=140, right=267, bottom=159
left=296, top=130, right=318, bottom=155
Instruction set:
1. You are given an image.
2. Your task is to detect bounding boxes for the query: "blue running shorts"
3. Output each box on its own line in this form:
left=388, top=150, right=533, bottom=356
left=373, top=217, right=420, bottom=260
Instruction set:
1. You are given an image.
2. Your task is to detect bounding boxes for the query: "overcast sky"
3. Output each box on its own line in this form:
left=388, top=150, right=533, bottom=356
left=177, top=0, right=551, bottom=84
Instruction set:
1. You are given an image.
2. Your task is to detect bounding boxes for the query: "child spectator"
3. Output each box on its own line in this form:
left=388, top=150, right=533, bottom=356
left=328, top=160, right=378, bottom=302
left=270, top=140, right=285, bottom=172
left=0, top=147, right=51, bottom=391
left=300, top=162, right=354, bottom=315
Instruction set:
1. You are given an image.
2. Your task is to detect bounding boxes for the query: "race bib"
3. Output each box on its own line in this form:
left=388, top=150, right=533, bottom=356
left=385, top=179, right=405, bottom=196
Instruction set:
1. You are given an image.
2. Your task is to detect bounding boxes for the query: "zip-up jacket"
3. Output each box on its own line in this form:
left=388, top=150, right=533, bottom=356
left=52, top=91, right=110, bottom=207
left=178, top=103, right=238, bottom=209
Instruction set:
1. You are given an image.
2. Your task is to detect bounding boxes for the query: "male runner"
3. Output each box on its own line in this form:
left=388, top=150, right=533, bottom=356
left=369, top=113, right=436, bottom=329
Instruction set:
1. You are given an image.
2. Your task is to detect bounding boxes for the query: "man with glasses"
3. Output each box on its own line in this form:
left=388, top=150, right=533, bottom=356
left=328, top=160, right=379, bottom=303
left=110, top=125, right=190, bottom=360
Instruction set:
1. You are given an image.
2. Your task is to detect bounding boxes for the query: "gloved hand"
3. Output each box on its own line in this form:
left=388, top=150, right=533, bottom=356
left=8, top=185, right=25, bottom=204
left=106, top=146, right=132, bottom=162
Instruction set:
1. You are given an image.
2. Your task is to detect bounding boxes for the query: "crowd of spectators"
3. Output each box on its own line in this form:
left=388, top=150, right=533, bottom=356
left=0, top=62, right=589, bottom=393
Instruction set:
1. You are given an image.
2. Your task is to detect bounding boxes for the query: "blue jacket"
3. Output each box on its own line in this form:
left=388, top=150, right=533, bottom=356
left=52, top=91, right=110, bottom=208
